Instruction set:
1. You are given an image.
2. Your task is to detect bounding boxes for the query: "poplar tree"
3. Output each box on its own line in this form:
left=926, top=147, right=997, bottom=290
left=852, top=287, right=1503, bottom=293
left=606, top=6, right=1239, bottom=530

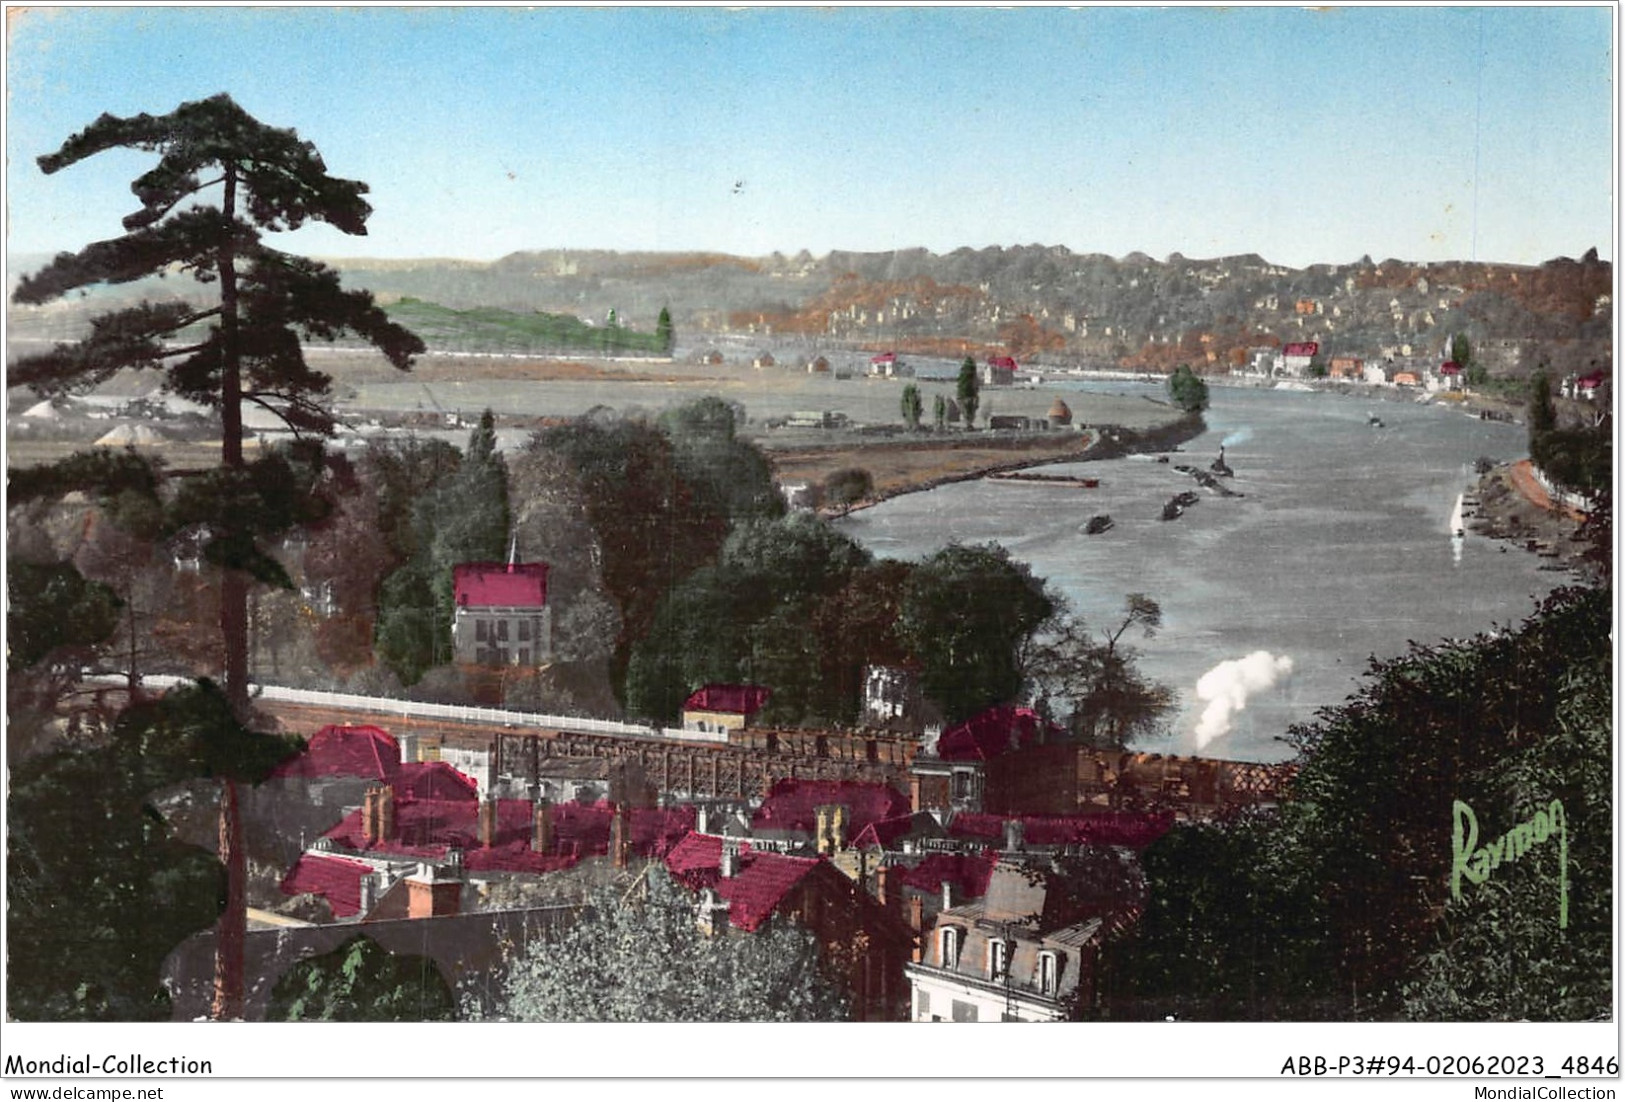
left=10, top=93, right=423, bottom=1020
left=957, top=357, right=980, bottom=428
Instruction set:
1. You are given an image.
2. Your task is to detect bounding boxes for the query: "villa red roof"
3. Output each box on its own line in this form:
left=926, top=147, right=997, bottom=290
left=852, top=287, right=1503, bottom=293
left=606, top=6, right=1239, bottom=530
left=397, top=761, right=479, bottom=802
left=270, top=724, right=399, bottom=781
left=311, top=798, right=695, bottom=877
left=870, top=352, right=897, bottom=364
left=1283, top=342, right=1319, bottom=357
left=752, top=778, right=912, bottom=837
left=1578, top=372, right=1606, bottom=388
left=453, top=562, right=548, bottom=609
left=988, top=355, right=1018, bottom=370
left=1440, top=361, right=1462, bottom=375
left=893, top=850, right=999, bottom=900
left=682, top=683, right=771, bottom=716
left=664, top=832, right=822, bottom=932
left=935, top=705, right=1063, bottom=762
left=280, top=853, right=376, bottom=918
left=948, top=810, right=1176, bottom=849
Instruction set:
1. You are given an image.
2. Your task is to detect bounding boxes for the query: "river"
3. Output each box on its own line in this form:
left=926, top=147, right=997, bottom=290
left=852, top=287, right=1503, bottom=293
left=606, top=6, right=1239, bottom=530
left=835, top=383, right=1565, bottom=763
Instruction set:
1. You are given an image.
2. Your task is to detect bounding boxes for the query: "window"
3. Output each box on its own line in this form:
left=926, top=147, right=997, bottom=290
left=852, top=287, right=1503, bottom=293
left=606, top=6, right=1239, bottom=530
left=518, top=648, right=530, bottom=665
left=475, top=619, right=489, bottom=642
left=989, top=939, right=1009, bottom=982
left=497, top=619, right=509, bottom=641
left=914, top=990, right=931, bottom=1021
left=951, top=999, right=977, bottom=1023
left=939, top=927, right=961, bottom=968
left=518, top=618, right=531, bottom=641
left=1038, top=951, right=1060, bottom=996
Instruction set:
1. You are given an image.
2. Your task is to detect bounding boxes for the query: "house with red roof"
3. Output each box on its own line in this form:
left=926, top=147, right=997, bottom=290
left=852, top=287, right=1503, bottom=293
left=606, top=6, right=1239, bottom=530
left=1281, top=341, right=1319, bottom=377
left=867, top=351, right=903, bottom=378
left=909, top=705, right=1064, bottom=816
left=980, top=355, right=1018, bottom=386
left=1431, top=360, right=1464, bottom=392
left=681, top=683, right=771, bottom=733
left=451, top=559, right=551, bottom=667
left=664, top=831, right=916, bottom=1020
left=280, top=775, right=695, bottom=923
left=749, top=778, right=913, bottom=853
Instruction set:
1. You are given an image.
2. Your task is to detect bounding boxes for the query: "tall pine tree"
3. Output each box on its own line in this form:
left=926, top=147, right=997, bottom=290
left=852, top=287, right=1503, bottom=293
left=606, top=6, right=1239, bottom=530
left=10, top=94, right=423, bottom=1020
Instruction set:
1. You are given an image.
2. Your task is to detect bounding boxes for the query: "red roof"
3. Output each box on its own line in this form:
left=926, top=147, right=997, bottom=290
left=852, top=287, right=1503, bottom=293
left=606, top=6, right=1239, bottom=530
left=1578, top=372, right=1606, bottom=388
left=1440, top=361, right=1462, bottom=375
left=988, top=356, right=1018, bottom=371
left=280, top=853, right=376, bottom=918
left=453, top=562, right=548, bottom=609
left=948, top=810, right=1176, bottom=849
left=310, top=798, right=695, bottom=877
left=1282, top=342, right=1319, bottom=357
left=870, top=352, right=897, bottom=364
left=751, top=778, right=912, bottom=837
left=270, top=725, right=400, bottom=782
left=935, top=705, right=1063, bottom=762
left=397, top=761, right=479, bottom=802
left=893, top=850, right=999, bottom=900
left=851, top=813, right=922, bottom=851
left=664, top=832, right=822, bottom=932
left=682, top=683, right=771, bottom=716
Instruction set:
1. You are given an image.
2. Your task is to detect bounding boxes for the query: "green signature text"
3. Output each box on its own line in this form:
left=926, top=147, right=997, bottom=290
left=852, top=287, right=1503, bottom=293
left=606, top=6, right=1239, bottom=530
left=1451, top=798, right=1568, bottom=929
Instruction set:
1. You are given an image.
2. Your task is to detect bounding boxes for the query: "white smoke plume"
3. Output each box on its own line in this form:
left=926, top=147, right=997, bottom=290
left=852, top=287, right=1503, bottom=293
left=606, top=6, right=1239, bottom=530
left=1193, top=651, right=1294, bottom=749
left=1220, top=426, right=1254, bottom=448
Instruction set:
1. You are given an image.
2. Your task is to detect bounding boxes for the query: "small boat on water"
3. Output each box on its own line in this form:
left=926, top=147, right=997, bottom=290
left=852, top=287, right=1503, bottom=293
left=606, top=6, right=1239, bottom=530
left=1368, top=413, right=1385, bottom=428
left=1085, top=514, right=1114, bottom=535
left=1210, top=445, right=1234, bottom=478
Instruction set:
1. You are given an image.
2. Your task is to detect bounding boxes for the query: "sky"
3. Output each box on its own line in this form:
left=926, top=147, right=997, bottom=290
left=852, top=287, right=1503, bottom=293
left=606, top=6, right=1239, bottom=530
left=4, top=4, right=1616, bottom=269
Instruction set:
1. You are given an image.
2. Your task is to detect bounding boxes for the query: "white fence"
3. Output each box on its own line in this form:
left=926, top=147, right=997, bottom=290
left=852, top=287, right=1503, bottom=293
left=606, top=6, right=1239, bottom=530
left=88, top=674, right=730, bottom=746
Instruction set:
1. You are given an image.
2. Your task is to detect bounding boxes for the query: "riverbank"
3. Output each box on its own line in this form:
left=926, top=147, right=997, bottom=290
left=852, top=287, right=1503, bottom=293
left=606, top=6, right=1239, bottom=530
left=802, top=414, right=1207, bottom=516
left=1469, top=461, right=1598, bottom=581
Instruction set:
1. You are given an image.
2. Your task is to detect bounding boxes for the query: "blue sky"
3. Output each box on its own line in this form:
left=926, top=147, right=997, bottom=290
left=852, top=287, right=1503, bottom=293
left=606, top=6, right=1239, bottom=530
left=5, top=5, right=1615, bottom=268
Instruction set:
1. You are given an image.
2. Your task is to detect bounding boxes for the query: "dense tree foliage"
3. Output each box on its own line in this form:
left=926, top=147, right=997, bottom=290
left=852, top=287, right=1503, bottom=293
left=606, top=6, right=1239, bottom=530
left=7, top=560, right=122, bottom=674
left=823, top=467, right=873, bottom=509
left=267, top=935, right=456, bottom=1022
left=1167, top=363, right=1210, bottom=413
left=7, top=681, right=301, bottom=1021
left=625, top=514, right=873, bottom=723
left=656, top=305, right=675, bottom=355
left=901, top=383, right=924, bottom=431
left=1527, top=369, right=1611, bottom=497
left=370, top=413, right=511, bottom=685
left=1100, top=585, right=1612, bottom=1021
left=956, top=357, right=980, bottom=428
left=1025, top=594, right=1173, bottom=748
left=898, top=542, right=1056, bottom=723
left=473, top=869, right=847, bottom=1022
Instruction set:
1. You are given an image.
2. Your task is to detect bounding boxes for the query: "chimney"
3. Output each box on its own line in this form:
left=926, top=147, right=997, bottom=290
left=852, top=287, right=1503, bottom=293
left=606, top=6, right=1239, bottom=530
left=507, top=533, right=518, bottom=573
left=831, top=804, right=848, bottom=852
left=908, top=896, right=925, bottom=961
left=610, top=804, right=631, bottom=869
left=876, top=864, right=894, bottom=911
left=719, top=838, right=741, bottom=879
left=358, top=871, right=379, bottom=916
left=814, top=805, right=831, bottom=855
left=532, top=798, right=554, bottom=854
left=479, top=796, right=499, bottom=848
left=406, top=864, right=461, bottom=919
left=696, top=805, right=711, bottom=835
left=941, top=880, right=954, bottom=912
left=362, top=784, right=395, bottom=844
left=909, top=774, right=923, bottom=814
left=1004, top=818, right=1025, bottom=853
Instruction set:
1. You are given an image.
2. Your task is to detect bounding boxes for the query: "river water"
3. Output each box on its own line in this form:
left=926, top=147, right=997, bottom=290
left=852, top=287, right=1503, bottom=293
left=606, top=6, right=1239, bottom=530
left=835, top=383, right=1565, bottom=762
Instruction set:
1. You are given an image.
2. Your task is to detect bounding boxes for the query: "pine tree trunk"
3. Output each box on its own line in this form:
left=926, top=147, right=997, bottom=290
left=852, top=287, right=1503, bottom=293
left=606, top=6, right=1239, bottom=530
left=210, top=778, right=246, bottom=1021
left=211, top=165, right=250, bottom=1021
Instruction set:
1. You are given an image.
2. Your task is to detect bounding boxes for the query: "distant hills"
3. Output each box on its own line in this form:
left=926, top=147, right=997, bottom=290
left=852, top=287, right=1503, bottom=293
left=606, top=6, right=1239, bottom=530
left=9, top=245, right=1612, bottom=376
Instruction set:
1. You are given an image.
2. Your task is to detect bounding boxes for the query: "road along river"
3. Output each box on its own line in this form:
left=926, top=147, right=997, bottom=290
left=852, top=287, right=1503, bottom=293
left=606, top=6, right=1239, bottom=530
left=836, top=382, right=1566, bottom=763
